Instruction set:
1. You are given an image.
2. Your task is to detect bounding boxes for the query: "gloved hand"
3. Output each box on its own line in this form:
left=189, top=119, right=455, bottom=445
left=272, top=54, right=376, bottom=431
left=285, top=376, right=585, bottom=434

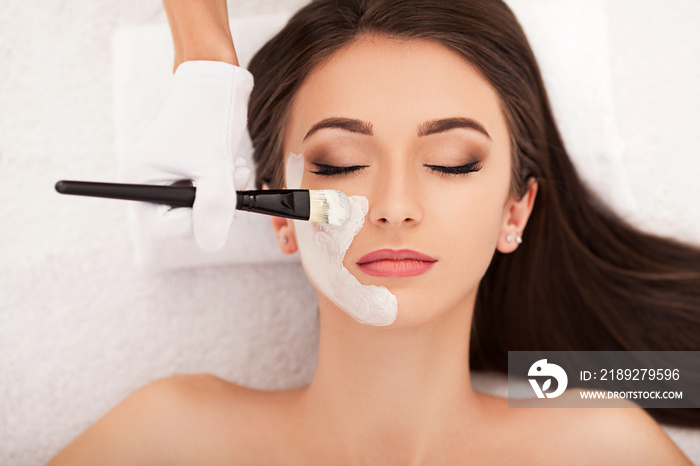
left=118, top=60, right=255, bottom=253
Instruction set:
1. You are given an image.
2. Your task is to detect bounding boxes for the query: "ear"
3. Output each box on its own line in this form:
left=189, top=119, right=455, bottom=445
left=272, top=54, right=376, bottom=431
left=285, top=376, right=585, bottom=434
left=263, top=182, right=298, bottom=254
left=496, top=177, right=538, bottom=254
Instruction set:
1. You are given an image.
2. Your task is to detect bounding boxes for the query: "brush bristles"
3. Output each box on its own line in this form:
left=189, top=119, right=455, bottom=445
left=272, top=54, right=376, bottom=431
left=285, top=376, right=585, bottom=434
left=309, top=190, right=351, bottom=225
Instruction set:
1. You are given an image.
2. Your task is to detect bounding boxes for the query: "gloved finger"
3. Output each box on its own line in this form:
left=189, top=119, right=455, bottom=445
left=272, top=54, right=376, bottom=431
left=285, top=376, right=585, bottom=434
left=132, top=201, right=193, bottom=241
left=234, top=165, right=251, bottom=191
left=191, top=175, right=237, bottom=253
left=233, top=156, right=252, bottom=191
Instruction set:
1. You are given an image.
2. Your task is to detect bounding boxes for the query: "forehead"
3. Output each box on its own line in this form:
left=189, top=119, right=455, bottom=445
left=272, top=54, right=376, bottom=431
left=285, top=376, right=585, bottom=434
left=285, top=35, right=507, bottom=147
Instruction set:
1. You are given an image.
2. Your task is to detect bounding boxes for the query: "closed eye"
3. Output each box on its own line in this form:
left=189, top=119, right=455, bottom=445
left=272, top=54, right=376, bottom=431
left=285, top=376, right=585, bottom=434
left=309, top=161, right=482, bottom=177
left=425, top=161, right=483, bottom=176
left=309, top=163, right=367, bottom=177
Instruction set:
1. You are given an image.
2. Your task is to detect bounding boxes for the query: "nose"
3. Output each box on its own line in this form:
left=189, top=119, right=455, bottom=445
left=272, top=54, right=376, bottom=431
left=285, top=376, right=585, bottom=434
left=368, top=165, right=423, bottom=228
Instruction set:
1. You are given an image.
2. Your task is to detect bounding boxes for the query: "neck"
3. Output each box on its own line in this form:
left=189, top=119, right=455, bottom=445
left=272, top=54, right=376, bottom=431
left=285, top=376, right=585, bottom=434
left=296, top=288, right=482, bottom=462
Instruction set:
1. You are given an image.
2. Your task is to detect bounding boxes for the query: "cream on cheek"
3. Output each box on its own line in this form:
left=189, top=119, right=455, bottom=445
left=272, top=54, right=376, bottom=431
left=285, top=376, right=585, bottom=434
left=285, top=152, right=398, bottom=326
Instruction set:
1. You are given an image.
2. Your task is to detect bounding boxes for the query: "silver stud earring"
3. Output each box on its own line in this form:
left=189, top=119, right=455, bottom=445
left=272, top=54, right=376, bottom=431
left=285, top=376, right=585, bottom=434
left=506, top=234, right=513, bottom=243
left=280, top=236, right=288, bottom=244
left=516, top=235, right=523, bottom=244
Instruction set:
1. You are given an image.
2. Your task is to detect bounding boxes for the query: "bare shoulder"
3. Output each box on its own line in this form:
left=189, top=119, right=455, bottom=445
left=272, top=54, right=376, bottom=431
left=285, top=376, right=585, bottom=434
left=548, top=389, right=692, bottom=465
left=47, top=374, right=269, bottom=466
left=145, top=373, right=299, bottom=464
left=138, top=373, right=280, bottom=463
left=584, top=401, right=691, bottom=465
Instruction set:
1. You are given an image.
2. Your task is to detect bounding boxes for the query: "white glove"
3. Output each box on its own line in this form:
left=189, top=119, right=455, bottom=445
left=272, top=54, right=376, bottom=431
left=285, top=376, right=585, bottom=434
left=118, top=60, right=255, bottom=253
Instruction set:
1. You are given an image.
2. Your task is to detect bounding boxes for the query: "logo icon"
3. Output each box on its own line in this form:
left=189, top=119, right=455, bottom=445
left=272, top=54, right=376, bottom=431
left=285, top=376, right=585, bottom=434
left=528, top=359, right=568, bottom=398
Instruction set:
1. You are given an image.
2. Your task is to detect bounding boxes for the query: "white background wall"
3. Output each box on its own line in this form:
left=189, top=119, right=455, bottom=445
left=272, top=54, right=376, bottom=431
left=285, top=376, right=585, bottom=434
left=1, top=1, right=699, bottom=464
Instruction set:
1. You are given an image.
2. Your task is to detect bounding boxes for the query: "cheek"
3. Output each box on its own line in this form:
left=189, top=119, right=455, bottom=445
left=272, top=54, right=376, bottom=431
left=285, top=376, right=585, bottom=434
left=429, top=182, right=506, bottom=274
left=452, top=197, right=502, bottom=238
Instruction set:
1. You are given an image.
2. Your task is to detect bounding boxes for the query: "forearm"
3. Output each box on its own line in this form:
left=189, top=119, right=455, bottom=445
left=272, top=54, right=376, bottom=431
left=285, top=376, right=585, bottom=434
left=163, top=0, right=239, bottom=72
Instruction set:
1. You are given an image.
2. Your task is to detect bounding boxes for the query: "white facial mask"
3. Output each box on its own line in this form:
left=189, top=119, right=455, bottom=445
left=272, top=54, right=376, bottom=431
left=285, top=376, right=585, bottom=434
left=285, top=152, right=398, bottom=326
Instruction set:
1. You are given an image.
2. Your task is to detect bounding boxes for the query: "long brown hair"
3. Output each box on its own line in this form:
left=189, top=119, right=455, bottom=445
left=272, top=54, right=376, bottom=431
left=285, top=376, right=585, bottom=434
left=246, top=0, right=700, bottom=427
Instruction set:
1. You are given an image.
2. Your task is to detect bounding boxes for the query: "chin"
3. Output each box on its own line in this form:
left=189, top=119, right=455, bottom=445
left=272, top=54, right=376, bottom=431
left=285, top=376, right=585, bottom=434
left=385, top=293, right=446, bottom=327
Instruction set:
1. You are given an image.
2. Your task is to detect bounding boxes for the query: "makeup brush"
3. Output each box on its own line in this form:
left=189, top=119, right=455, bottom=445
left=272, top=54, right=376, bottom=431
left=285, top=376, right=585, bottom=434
left=55, top=180, right=351, bottom=226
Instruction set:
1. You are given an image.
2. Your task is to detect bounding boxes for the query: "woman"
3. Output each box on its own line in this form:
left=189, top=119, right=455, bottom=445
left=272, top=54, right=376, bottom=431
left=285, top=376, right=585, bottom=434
left=49, top=0, right=698, bottom=464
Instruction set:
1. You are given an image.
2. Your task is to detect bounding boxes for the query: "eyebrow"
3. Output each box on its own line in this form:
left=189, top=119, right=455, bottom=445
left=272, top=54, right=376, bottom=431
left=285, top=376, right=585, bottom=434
left=302, top=116, right=492, bottom=141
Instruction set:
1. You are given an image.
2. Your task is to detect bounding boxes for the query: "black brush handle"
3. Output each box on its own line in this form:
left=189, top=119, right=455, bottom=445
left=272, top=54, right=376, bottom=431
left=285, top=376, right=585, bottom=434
left=55, top=180, right=196, bottom=207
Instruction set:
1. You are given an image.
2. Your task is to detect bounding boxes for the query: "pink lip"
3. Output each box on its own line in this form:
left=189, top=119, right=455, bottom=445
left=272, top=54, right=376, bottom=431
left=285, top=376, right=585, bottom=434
left=357, top=249, right=437, bottom=277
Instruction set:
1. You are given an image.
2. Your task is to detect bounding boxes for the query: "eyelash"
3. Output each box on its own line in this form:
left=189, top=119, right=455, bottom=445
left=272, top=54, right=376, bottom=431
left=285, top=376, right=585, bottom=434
left=309, top=161, right=483, bottom=177
left=424, top=161, right=483, bottom=177
left=310, top=163, right=367, bottom=177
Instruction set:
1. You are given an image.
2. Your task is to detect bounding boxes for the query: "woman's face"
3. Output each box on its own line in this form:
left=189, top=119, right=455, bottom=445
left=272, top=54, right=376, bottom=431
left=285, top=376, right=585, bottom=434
left=282, top=35, right=524, bottom=327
